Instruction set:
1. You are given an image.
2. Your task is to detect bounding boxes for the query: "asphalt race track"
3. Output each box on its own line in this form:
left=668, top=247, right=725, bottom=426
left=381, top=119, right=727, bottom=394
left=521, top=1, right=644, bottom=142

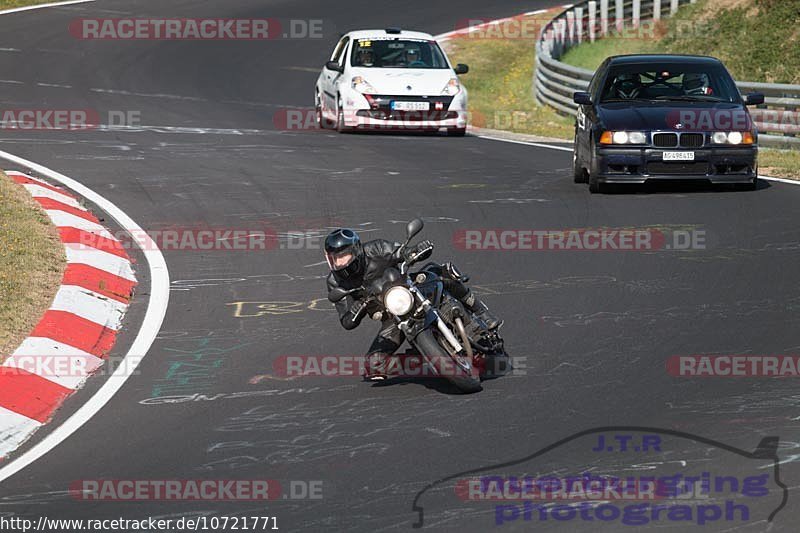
left=1, top=1, right=800, bottom=531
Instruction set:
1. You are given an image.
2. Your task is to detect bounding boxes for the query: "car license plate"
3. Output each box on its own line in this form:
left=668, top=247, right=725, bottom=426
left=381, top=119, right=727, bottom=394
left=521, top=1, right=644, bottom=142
left=391, top=101, right=430, bottom=111
left=662, top=151, right=695, bottom=161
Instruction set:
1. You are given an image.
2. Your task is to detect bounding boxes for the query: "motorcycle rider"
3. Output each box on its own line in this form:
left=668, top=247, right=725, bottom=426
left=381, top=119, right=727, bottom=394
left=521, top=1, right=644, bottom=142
left=325, top=228, right=500, bottom=381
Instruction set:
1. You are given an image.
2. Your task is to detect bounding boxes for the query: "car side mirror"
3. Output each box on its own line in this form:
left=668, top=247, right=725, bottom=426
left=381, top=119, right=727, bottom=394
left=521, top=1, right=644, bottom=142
left=573, top=91, right=592, bottom=105
left=406, top=218, right=424, bottom=241
left=325, top=61, right=344, bottom=73
left=745, top=92, right=764, bottom=106
left=454, top=63, right=469, bottom=75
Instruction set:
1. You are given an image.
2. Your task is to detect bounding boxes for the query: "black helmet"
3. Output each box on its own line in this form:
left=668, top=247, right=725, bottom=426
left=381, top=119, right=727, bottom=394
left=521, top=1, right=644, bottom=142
left=325, top=229, right=365, bottom=280
left=615, top=72, right=640, bottom=99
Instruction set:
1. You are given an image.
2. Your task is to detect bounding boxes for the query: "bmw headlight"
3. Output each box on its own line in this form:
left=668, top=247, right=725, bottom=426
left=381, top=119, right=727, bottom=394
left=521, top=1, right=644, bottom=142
left=441, top=77, right=461, bottom=96
left=351, top=76, right=377, bottom=94
left=600, top=131, right=647, bottom=144
left=384, top=286, right=414, bottom=316
left=712, top=131, right=753, bottom=145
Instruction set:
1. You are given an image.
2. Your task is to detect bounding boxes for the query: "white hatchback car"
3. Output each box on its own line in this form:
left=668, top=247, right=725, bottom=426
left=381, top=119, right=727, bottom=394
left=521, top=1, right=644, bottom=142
left=315, top=28, right=469, bottom=135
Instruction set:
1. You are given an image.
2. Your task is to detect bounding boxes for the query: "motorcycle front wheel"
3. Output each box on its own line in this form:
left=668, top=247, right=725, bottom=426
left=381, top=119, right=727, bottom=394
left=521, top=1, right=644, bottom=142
left=414, top=330, right=482, bottom=393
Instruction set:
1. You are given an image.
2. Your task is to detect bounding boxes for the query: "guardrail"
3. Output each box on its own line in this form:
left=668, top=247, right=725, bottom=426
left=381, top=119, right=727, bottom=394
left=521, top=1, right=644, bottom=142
left=533, top=0, right=800, bottom=148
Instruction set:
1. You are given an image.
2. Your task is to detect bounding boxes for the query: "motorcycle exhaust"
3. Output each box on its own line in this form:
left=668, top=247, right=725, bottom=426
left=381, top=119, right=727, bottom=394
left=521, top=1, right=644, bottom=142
left=454, top=317, right=473, bottom=360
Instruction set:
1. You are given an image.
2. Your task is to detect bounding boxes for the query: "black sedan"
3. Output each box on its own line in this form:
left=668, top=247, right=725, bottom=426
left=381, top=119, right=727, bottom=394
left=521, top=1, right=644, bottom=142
left=572, top=54, right=764, bottom=193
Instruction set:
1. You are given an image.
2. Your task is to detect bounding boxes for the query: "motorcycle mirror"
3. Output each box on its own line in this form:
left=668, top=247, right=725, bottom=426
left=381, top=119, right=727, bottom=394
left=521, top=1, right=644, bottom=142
left=405, top=218, right=424, bottom=242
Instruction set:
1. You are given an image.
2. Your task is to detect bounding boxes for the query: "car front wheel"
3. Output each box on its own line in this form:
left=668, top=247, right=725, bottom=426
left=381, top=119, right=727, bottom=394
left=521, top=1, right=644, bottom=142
left=587, top=141, right=603, bottom=193
left=336, top=100, right=353, bottom=133
left=316, top=91, right=328, bottom=129
left=573, top=135, right=586, bottom=183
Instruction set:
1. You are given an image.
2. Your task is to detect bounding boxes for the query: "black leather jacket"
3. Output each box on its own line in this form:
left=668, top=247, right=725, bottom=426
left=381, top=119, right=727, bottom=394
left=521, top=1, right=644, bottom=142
left=326, top=239, right=402, bottom=330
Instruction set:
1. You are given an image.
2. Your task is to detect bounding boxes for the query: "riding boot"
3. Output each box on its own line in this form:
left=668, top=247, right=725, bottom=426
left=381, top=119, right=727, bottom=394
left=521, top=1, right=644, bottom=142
left=462, top=290, right=502, bottom=330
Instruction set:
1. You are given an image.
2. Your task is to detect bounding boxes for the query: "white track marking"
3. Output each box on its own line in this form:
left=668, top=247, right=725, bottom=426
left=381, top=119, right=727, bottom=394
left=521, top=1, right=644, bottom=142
left=0, top=150, right=170, bottom=483
left=0, top=408, right=42, bottom=458
left=476, top=134, right=574, bottom=152
left=6, top=340, right=103, bottom=390
left=64, top=243, right=137, bottom=281
left=90, top=87, right=207, bottom=101
left=22, top=183, right=82, bottom=207
left=45, top=210, right=111, bottom=234
left=758, top=175, right=800, bottom=185
left=36, top=82, right=73, bottom=89
left=49, top=286, right=128, bottom=329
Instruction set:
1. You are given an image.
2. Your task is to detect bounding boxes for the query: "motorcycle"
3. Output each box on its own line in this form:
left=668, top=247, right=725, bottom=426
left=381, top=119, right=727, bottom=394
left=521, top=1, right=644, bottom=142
left=328, top=218, right=509, bottom=393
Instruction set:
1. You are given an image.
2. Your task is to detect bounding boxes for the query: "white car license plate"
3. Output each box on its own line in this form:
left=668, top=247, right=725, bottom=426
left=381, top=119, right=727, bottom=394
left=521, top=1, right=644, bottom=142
left=391, top=101, right=430, bottom=111
left=662, top=151, right=695, bottom=161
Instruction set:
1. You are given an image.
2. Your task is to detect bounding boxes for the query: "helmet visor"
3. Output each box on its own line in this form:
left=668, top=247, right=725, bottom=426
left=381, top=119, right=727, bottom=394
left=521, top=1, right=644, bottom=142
left=326, top=247, right=356, bottom=271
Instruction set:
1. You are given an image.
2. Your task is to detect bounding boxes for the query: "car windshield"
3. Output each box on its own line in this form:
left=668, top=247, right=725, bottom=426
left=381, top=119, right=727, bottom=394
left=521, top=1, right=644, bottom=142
left=599, top=63, right=740, bottom=103
left=350, top=38, right=449, bottom=69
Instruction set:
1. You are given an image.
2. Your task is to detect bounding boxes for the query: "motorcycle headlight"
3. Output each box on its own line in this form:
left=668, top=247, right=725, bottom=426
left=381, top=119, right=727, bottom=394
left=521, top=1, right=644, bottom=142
left=351, top=76, right=377, bottom=94
left=441, top=77, right=461, bottom=96
left=384, top=286, right=414, bottom=316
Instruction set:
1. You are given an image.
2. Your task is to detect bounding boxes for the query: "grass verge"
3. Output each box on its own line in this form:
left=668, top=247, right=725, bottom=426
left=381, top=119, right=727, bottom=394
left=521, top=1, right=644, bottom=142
left=443, top=15, right=575, bottom=140
left=561, top=0, right=800, bottom=84
left=0, top=171, right=66, bottom=360
left=760, top=149, right=800, bottom=181
left=0, top=0, right=63, bottom=9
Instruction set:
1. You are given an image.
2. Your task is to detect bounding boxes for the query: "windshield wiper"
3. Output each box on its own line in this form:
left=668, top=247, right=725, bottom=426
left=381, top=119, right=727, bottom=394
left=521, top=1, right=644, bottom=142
left=601, top=97, right=656, bottom=103
left=653, top=95, right=726, bottom=102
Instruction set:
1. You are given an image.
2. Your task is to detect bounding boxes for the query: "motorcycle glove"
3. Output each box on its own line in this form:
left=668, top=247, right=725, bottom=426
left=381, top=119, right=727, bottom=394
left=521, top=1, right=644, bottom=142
left=405, top=240, right=434, bottom=263
left=341, top=299, right=368, bottom=330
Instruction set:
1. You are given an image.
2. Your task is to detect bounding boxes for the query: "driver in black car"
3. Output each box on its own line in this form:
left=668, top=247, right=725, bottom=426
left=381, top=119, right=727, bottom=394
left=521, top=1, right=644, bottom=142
left=613, top=72, right=642, bottom=99
left=324, top=228, right=500, bottom=380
